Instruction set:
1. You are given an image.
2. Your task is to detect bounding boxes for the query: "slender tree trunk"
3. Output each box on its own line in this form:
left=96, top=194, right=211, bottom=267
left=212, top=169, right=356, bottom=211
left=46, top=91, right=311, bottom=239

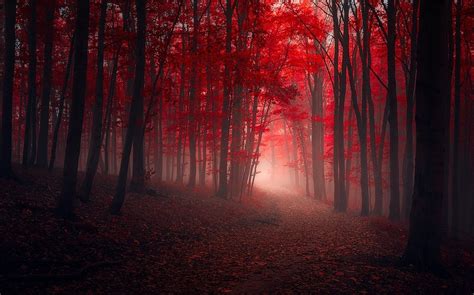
left=23, top=0, right=38, bottom=167
left=129, top=0, right=145, bottom=191
left=56, top=0, right=90, bottom=218
left=365, top=17, right=383, bottom=214
left=176, top=31, right=186, bottom=183
left=403, top=0, right=450, bottom=269
left=344, top=1, right=369, bottom=216
left=104, top=47, right=121, bottom=175
left=298, top=126, right=310, bottom=197
left=402, top=0, right=419, bottom=219
left=217, top=0, right=234, bottom=198
left=335, top=0, right=348, bottom=212
left=187, top=0, right=200, bottom=188
left=0, top=0, right=15, bottom=178
left=292, top=127, right=300, bottom=187
left=36, top=0, right=55, bottom=167
left=78, top=0, right=107, bottom=202
left=311, top=71, right=326, bottom=200
left=332, top=0, right=340, bottom=209
left=451, top=0, right=462, bottom=237
left=110, top=0, right=146, bottom=214
left=387, top=0, right=400, bottom=220
left=49, top=34, right=74, bottom=171
left=345, top=109, right=353, bottom=203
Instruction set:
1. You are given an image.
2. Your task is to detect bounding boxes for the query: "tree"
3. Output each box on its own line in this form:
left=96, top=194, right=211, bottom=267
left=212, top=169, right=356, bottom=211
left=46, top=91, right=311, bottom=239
left=78, top=0, right=107, bottom=202
left=387, top=0, right=400, bottom=221
left=403, top=0, right=451, bottom=270
left=451, top=0, right=462, bottom=237
left=49, top=33, right=75, bottom=171
left=0, top=0, right=16, bottom=178
left=217, top=0, right=235, bottom=198
left=22, top=0, right=38, bottom=167
left=37, top=0, right=56, bottom=168
left=110, top=0, right=146, bottom=214
left=56, top=0, right=90, bottom=218
left=402, top=0, right=419, bottom=219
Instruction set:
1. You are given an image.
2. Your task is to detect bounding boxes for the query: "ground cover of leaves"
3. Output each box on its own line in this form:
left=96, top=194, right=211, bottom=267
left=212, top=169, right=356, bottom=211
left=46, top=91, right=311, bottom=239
left=1, top=167, right=473, bottom=294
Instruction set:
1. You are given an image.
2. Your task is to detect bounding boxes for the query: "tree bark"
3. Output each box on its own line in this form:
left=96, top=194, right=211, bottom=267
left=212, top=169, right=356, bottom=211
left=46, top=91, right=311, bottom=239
left=387, top=0, right=400, bottom=220
left=0, top=0, right=15, bottom=178
left=217, top=0, right=234, bottom=198
left=187, top=0, right=200, bottom=188
left=49, top=33, right=74, bottom=171
left=403, top=0, right=451, bottom=270
left=56, top=0, right=90, bottom=218
left=401, top=0, right=419, bottom=219
left=104, top=47, right=121, bottom=175
left=36, top=0, right=56, bottom=167
left=451, top=0, right=462, bottom=237
left=110, top=0, right=146, bottom=214
left=23, top=0, right=38, bottom=167
left=78, top=0, right=107, bottom=202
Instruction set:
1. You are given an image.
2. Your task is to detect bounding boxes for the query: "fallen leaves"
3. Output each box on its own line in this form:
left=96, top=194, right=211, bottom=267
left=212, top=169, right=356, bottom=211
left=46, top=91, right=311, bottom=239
left=0, top=167, right=473, bottom=294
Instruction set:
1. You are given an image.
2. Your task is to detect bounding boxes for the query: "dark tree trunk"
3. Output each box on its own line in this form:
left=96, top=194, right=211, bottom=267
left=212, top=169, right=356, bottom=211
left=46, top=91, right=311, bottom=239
left=36, top=0, right=56, bottom=168
left=78, top=0, right=107, bottom=202
left=104, top=47, right=121, bottom=175
left=310, top=71, right=326, bottom=200
left=49, top=34, right=74, bottom=171
left=366, top=26, right=383, bottom=214
left=403, top=0, right=451, bottom=270
left=331, top=0, right=341, bottom=210
left=451, top=0, right=462, bottom=237
left=110, top=0, right=146, bottom=214
left=129, top=0, right=145, bottom=192
left=0, top=0, right=15, bottom=178
left=217, top=0, right=234, bottom=198
left=187, top=0, right=199, bottom=188
left=176, top=31, right=186, bottom=183
left=335, top=0, right=347, bottom=212
left=23, top=0, right=38, bottom=167
left=56, top=0, right=90, bottom=218
left=345, top=1, right=369, bottom=216
left=387, top=0, right=400, bottom=220
left=402, top=0, right=419, bottom=219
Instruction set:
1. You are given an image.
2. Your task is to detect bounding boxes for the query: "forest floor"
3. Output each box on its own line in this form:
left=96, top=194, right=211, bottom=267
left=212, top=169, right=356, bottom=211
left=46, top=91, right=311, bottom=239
left=1, top=167, right=474, bottom=294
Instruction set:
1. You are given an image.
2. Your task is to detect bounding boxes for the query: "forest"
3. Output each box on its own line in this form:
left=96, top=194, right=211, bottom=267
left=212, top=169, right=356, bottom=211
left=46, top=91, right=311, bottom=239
left=0, top=0, right=473, bottom=293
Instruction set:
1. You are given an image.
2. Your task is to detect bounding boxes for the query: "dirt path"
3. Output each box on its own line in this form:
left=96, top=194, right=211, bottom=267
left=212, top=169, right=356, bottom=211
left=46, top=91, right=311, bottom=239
left=1, top=170, right=473, bottom=294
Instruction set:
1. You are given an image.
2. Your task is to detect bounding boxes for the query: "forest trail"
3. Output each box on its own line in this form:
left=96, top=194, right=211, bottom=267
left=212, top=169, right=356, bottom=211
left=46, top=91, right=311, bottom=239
left=1, top=168, right=473, bottom=294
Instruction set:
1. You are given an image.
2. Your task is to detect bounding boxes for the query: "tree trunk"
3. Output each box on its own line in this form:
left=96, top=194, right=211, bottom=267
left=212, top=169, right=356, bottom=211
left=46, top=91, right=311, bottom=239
left=36, top=1, right=55, bottom=167
left=0, top=0, right=15, bottom=178
left=104, top=47, right=121, bottom=175
left=176, top=31, right=186, bottom=183
left=217, top=0, right=234, bottom=198
left=23, top=0, right=38, bottom=167
left=451, top=0, right=462, bottom=237
left=78, top=0, right=107, bottom=202
left=187, top=0, right=199, bottom=188
left=387, top=0, right=400, bottom=220
left=403, top=0, right=450, bottom=270
left=56, top=0, right=90, bottom=218
left=49, top=33, right=74, bottom=171
left=310, top=71, right=326, bottom=200
left=110, top=0, right=146, bottom=214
